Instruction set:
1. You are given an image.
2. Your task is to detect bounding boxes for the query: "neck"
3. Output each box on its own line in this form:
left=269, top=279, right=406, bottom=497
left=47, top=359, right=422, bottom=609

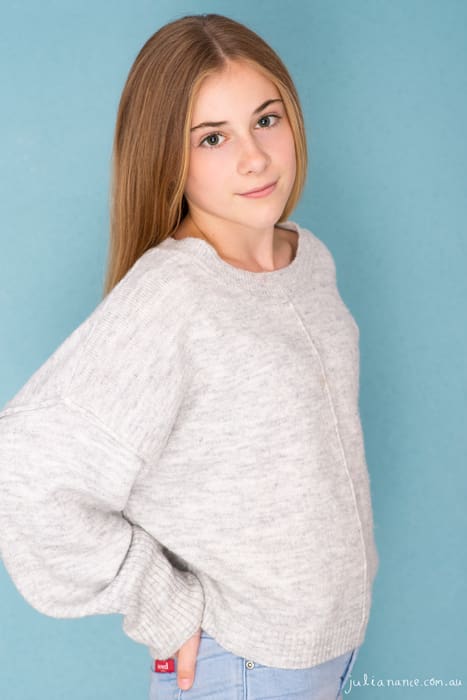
left=181, top=214, right=286, bottom=272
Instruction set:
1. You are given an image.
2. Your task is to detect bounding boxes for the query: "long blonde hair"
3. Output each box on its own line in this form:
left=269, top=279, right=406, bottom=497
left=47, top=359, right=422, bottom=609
left=104, top=13, right=308, bottom=296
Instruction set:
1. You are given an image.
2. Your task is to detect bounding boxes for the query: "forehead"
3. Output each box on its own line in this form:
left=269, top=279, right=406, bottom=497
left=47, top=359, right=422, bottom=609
left=191, top=61, right=280, bottom=119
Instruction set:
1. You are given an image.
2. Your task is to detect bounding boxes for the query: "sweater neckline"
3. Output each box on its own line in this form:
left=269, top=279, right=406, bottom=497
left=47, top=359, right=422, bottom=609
left=158, top=220, right=312, bottom=299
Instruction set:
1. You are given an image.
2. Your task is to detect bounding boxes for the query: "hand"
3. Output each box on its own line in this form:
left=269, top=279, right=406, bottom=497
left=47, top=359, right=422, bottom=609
left=173, top=628, right=201, bottom=690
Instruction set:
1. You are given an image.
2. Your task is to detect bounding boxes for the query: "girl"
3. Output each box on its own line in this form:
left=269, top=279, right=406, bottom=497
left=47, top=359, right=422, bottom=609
left=0, top=13, right=379, bottom=700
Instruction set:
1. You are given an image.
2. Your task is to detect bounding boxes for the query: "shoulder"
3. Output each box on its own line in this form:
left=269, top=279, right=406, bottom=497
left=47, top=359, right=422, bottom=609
left=72, top=242, right=204, bottom=367
left=108, top=241, right=192, bottom=298
left=282, top=220, right=337, bottom=272
left=0, top=243, right=198, bottom=414
left=97, top=241, right=202, bottom=325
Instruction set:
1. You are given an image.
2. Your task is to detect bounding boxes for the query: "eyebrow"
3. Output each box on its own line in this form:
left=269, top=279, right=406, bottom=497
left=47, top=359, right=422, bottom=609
left=190, top=98, right=283, bottom=132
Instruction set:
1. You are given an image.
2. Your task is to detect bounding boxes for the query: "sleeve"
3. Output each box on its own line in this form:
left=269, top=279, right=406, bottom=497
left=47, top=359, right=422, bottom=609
left=0, top=397, right=205, bottom=659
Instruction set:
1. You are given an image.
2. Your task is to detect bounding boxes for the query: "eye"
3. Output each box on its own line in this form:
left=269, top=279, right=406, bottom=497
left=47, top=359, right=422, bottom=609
left=200, top=132, right=225, bottom=148
left=256, top=113, right=281, bottom=129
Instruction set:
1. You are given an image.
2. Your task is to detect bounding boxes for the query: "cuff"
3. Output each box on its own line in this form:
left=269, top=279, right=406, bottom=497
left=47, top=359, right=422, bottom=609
left=120, top=525, right=205, bottom=658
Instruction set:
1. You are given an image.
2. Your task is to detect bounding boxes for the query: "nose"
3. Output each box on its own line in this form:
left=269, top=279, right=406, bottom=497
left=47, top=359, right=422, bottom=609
left=237, top=133, right=270, bottom=175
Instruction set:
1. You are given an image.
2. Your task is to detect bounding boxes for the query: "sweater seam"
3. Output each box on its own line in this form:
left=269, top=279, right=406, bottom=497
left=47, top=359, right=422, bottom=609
left=0, top=396, right=148, bottom=469
left=286, top=299, right=369, bottom=639
left=0, top=397, right=64, bottom=418
left=61, top=396, right=148, bottom=467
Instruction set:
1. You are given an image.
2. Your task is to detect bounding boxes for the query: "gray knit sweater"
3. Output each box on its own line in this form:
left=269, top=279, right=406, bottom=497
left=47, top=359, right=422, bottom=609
left=0, top=221, right=379, bottom=669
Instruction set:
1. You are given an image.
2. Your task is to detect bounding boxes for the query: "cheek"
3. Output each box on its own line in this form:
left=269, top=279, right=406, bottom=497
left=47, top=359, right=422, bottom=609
left=289, top=148, right=297, bottom=180
left=267, top=125, right=296, bottom=175
left=185, top=151, right=230, bottom=198
left=184, top=156, right=209, bottom=198
left=281, top=130, right=297, bottom=173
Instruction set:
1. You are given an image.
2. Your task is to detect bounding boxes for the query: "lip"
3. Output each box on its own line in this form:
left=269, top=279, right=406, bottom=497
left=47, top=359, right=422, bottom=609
left=238, top=180, right=277, bottom=198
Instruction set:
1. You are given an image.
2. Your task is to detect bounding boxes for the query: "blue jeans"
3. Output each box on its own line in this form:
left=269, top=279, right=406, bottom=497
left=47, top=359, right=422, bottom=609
left=149, top=630, right=360, bottom=699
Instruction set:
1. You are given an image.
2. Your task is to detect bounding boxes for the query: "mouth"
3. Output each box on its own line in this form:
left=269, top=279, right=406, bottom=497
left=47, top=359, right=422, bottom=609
left=238, top=180, right=278, bottom=198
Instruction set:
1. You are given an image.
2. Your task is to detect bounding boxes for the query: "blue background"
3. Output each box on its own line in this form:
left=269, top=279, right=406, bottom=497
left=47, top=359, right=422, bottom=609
left=1, top=1, right=466, bottom=698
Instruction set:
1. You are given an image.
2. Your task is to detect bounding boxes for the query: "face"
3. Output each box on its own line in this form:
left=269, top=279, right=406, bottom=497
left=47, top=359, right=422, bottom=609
left=184, top=60, right=297, bottom=236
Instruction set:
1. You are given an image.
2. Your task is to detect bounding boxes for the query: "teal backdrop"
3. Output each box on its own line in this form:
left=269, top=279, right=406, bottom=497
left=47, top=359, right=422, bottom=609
left=1, top=1, right=466, bottom=698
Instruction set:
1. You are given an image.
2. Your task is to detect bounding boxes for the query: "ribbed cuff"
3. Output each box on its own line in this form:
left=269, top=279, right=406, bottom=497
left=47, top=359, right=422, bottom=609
left=120, top=525, right=205, bottom=658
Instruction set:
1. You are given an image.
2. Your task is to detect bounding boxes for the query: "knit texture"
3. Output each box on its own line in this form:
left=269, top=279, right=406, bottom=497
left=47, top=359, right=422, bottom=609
left=0, top=221, right=379, bottom=668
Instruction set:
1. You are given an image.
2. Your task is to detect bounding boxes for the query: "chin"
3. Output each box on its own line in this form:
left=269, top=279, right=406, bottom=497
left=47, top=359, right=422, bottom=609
left=245, top=204, right=288, bottom=229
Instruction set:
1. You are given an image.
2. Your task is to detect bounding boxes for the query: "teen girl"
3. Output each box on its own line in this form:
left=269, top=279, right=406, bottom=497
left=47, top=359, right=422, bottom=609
left=0, top=14, right=379, bottom=700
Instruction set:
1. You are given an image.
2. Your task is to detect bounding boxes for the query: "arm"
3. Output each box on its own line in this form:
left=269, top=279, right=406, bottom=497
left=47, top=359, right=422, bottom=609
left=0, top=397, right=204, bottom=659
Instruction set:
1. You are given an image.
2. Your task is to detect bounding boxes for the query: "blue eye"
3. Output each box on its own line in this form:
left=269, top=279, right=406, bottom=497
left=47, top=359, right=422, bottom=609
left=200, top=133, right=225, bottom=148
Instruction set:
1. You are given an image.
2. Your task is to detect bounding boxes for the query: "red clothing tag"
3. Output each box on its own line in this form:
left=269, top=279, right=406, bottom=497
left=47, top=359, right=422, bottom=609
left=154, top=658, right=175, bottom=673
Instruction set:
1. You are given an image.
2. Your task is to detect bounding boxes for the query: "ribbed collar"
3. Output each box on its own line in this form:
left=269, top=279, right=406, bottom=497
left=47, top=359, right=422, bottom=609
left=158, top=220, right=313, bottom=300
